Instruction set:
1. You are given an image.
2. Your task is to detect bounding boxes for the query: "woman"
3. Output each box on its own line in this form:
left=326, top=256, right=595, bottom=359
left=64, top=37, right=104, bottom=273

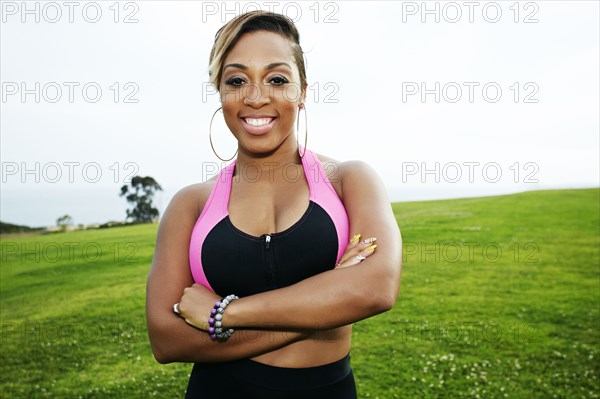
left=146, top=10, right=402, bottom=398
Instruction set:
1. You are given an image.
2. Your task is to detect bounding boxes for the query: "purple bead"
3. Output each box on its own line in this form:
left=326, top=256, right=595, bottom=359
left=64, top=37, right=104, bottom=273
left=208, top=317, right=215, bottom=325
left=210, top=334, right=217, bottom=341
left=215, top=301, right=221, bottom=307
left=211, top=308, right=217, bottom=316
left=208, top=327, right=215, bottom=334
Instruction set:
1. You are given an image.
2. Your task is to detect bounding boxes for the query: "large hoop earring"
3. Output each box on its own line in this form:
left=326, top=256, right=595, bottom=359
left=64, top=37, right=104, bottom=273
left=296, top=104, right=308, bottom=158
left=209, top=107, right=238, bottom=162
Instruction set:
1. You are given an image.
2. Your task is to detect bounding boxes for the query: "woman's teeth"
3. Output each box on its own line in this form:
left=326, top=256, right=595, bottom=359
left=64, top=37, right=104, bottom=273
left=244, top=118, right=273, bottom=126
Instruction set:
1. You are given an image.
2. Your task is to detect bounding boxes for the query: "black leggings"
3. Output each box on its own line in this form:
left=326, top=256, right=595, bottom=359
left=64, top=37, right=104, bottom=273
left=185, top=353, right=357, bottom=399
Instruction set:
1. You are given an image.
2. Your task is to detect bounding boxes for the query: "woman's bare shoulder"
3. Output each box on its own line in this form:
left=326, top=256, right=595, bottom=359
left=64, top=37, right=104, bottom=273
left=314, top=152, right=379, bottom=200
left=165, top=175, right=219, bottom=221
left=314, top=152, right=375, bottom=178
left=314, top=152, right=373, bottom=169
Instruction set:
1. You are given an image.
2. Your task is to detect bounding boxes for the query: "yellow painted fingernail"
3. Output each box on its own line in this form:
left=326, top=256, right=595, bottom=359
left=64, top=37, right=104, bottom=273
left=364, top=244, right=378, bottom=251
left=351, top=234, right=361, bottom=244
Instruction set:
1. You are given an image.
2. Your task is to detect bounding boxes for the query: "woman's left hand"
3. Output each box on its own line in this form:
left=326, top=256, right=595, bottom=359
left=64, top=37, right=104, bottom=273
left=176, top=283, right=221, bottom=331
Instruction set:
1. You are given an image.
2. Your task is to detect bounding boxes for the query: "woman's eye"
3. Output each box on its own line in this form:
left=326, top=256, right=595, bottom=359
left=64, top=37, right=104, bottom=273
left=225, top=77, right=245, bottom=86
left=269, top=76, right=289, bottom=86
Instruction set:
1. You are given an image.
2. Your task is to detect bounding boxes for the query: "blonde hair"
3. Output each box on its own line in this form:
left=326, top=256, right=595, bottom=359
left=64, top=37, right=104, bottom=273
left=208, top=11, right=307, bottom=92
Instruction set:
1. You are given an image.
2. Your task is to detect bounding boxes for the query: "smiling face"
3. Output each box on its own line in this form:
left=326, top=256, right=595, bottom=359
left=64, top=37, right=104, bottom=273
left=220, top=30, right=306, bottom=156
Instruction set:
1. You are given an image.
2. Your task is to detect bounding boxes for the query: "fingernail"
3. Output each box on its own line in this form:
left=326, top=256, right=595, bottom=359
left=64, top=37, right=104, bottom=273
left=364, top=244, right=377, bottom=251
left=350, top=234, right=361, bottom=244
left=363, top=237, right=377, bottom=244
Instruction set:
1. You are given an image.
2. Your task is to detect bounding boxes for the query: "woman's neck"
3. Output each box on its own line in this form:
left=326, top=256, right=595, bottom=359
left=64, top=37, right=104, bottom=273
left=233, top=139, right=303, bottom=182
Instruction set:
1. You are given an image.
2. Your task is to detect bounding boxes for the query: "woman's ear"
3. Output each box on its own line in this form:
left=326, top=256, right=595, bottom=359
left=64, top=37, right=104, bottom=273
left=299, top=83, right=307, bottom=106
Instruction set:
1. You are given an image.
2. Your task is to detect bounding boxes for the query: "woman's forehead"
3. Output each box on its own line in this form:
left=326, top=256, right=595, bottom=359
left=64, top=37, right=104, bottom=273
left=223, top=31, right=296, bottom=68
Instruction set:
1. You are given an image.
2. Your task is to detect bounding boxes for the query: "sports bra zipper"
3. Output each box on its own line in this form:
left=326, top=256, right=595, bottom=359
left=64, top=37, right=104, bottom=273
left=264, top=233, right=276, bottom=289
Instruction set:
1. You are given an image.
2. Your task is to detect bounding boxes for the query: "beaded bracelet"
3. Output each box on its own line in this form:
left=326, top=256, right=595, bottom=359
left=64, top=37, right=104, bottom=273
left=208, top=294, right=239, bottom=342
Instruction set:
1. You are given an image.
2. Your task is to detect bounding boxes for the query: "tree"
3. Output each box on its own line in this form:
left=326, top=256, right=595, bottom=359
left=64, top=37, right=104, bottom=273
left=56, top=214, right=73, bottom=232
left=119, top=176, right=163, bottom=223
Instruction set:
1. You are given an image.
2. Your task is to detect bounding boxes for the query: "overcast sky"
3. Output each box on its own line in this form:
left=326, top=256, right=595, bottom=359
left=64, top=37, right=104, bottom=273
left=1, top=1, right=599, bottom=226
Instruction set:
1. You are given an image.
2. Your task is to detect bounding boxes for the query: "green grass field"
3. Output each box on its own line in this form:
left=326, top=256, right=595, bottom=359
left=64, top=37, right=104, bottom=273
left=1, top=188, right=598, bottom=398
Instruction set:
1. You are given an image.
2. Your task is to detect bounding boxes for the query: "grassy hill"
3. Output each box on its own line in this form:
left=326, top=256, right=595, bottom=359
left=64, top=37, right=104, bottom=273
left=1, top=188, right=598, bottom=398
left=0, top=221, right=44, bottom=235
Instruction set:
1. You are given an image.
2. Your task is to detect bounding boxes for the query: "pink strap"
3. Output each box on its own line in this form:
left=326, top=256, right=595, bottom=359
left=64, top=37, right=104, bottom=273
left=189, top=162, right=236, bottom=292
left=301, top=148, right=350, bottom=263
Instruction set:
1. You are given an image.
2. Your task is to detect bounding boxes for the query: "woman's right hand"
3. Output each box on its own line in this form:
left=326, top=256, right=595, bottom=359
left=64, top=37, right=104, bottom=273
left=335, top=234, right=377, bottom=268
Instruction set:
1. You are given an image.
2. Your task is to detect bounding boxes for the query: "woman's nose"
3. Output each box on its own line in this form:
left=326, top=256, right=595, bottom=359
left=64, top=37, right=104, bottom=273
left=243, top=82, right=272, bottom=107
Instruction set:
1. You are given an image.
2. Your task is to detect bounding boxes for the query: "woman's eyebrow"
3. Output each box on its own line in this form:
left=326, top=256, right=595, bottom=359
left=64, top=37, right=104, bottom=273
left=223, top=62, right=292, bottom=71
left=265, top=62, right=292, bottom=70
left=223, top=63, right=247, bottom=70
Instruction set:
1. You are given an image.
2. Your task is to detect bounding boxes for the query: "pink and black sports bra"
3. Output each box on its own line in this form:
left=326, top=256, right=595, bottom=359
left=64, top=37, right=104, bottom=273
left=189, top=148, right=349, bottom=297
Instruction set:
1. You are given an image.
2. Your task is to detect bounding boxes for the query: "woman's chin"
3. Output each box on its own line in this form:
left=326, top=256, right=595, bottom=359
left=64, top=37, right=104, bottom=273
left=239, top=140, right=282, bottom=156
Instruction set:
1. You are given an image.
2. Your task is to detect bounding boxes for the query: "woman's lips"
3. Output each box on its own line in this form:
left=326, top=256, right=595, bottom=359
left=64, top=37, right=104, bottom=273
left=240, top=117, right=277, bottom=136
